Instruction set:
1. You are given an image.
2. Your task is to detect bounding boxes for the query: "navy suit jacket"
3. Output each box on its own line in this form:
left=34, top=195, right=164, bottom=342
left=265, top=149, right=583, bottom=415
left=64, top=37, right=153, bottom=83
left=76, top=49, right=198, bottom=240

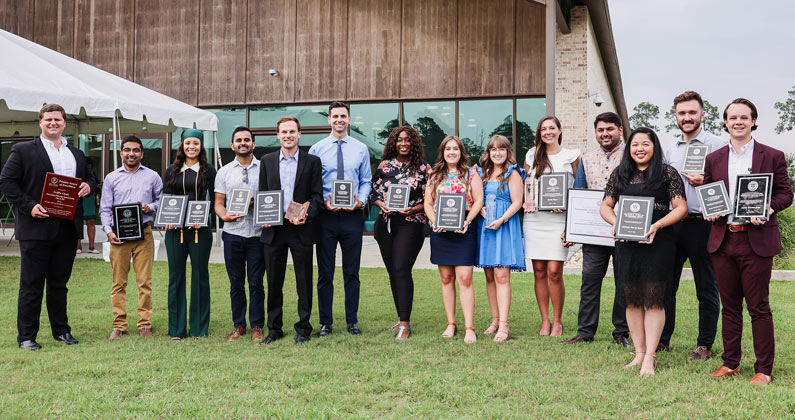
left=703, top=140, right=793, bottom=257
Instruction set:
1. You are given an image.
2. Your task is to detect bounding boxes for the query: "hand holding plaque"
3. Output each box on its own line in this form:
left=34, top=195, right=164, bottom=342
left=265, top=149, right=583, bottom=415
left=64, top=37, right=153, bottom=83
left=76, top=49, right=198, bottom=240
left=227, top=188, right=252, bottom=215
left=332, top=180, right=355, bottom=209
left=285, top=201, right=310, bottom=223
left=112, top=203, right=144, bottom=241
left=695, top=181, right=731, bottom=219
left=385, top=184, right=410, bottom=212
left=255, top=191, right=284, bottom=226
left=186, top=201, right=211, bottom=227
left=537, top=172, right=570, bottom=211
left=154, top=195, right=189, bottom=228
left=433, top=193, right=466, bottom=231
left=40, top=172, right=81, bottom=220
left=733, top=173, right=773, bottom=221
left=681, top=144, right=710, bottom=174
left=614, top=195, right=654, bottom=242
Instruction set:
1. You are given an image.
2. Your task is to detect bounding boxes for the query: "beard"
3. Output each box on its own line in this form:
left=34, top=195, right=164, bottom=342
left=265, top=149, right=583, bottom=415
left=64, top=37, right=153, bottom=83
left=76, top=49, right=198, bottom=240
left=235, top=148, right=253, bottom=157
left=679, top=120, right=701, bottom=135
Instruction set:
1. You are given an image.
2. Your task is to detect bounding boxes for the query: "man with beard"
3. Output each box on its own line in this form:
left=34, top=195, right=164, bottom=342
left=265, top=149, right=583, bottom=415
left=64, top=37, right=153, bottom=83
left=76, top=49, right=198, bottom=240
left=214, top=126, right=265, bottom=341
left=101, top=135, right=163, bottom=340
left=563, top=112, right=630, bottom=347
left=309, top=101, right=372, bottom=337
left=660, top=91, right=726, bottom=360
left=0, top=104, right=93, bottom=350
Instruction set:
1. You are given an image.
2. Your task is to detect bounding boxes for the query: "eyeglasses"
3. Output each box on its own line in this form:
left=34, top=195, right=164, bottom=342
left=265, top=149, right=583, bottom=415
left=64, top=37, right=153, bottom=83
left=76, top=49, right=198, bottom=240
left=122, top=148, right=142, bottom=153
left=242, top=167, right=248, bottom=184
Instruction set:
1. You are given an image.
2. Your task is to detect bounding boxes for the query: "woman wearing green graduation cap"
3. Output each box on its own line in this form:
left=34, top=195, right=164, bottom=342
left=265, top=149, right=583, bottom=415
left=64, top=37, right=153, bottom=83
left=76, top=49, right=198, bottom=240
left=163, top=129, right=217, bottom=339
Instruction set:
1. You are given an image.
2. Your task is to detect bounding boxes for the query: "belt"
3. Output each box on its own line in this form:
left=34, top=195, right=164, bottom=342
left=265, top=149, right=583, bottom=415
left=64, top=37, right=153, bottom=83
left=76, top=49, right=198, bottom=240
left=143, top=221, right=154, bottom=228
left=684, top=214, right=703, bottom=221
left=728, top=224, right=748, bottom=232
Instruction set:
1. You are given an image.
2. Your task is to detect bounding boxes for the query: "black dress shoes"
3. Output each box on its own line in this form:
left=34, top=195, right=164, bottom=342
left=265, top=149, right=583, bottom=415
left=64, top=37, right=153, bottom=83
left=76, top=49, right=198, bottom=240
left=19, top=340, right=41, bottom=350
left=295, top=335, right=310, bottom=344
left=614, top=335, right=631, bottom=348
left=54, top=333, right=79, bottom=345
left=319, top=324, right=332, bottom=337
left=562, top=335, right=593, bottom=344
left=259, top=334, right=284, bottom=346
left=347, top=323, right=362, bottom=336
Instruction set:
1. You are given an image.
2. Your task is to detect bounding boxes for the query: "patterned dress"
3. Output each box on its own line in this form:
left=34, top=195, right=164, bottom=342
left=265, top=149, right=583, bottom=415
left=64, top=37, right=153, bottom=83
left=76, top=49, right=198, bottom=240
left=428, top=166, right=480, bottom=266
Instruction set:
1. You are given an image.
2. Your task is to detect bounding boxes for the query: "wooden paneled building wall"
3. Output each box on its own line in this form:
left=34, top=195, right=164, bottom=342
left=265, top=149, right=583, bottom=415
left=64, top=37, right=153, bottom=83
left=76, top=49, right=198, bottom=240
left=0, top=0, right=546, bottom=106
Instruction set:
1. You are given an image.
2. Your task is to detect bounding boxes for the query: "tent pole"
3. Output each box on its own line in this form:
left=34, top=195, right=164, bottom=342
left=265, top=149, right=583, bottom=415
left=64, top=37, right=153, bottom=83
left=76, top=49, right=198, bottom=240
left=214, top=131, right=221, bottom=247
left=112, top=114, right=119, bottom=169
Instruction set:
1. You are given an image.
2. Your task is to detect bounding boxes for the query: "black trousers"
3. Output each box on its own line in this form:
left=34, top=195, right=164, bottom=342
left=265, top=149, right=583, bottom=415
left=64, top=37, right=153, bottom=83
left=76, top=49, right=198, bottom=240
left=373, top=216, right=426, bottom=322
left=17, top=220, right=77, bottom=343
left=316, top=210, right=363, bottom=326
left=660, top=218, right=720, bottom=348
left=576, top=244, right=628, bottom=339
left=264, top=224, right=314, bottom=337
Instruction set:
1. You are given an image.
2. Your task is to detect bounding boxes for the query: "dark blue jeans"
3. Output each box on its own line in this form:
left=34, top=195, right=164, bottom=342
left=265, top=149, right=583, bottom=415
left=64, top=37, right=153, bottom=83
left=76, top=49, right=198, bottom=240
left=222, top=232, right=265, bottom=329
left=316, top=210, right=363, bottom=326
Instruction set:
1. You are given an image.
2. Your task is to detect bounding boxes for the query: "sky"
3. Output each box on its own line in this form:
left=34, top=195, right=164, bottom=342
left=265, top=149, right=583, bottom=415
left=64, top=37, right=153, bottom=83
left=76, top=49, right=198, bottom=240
left=609, top=0, right=795, bottom=154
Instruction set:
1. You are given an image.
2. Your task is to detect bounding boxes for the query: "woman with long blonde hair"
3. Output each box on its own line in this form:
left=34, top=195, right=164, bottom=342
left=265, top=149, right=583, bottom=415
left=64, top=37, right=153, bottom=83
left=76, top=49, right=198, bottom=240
left=424, top=136, right=483, bottom=343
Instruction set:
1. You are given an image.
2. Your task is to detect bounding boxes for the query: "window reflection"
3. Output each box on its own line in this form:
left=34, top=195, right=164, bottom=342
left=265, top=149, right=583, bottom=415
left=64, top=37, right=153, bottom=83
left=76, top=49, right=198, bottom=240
left=458, top=99, right=513, bottom=163
left=250, top=105, right=329, bottom=128
left=246, top=134, right=329, bottom=163
left=516, top=98, right=546, bottom=166
left=403, top=101, right=455, bottom=166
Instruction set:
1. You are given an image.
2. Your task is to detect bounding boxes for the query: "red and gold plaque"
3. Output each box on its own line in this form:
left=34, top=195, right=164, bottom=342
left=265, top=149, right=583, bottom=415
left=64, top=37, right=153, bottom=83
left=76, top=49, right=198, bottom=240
left=40, top=172, right=80, bottom=220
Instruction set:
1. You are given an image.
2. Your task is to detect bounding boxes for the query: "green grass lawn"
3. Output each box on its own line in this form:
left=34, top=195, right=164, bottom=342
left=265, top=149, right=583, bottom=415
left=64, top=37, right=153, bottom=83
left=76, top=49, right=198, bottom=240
left=0, top=256, right=793, bottom=419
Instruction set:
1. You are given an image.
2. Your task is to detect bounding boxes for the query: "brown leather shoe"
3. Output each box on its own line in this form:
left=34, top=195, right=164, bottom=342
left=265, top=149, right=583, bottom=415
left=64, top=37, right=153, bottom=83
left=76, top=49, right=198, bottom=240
left=614, top=336, right=631, bottom=348
left=227, top=326, right=246, bottom=341
left=750, top=373, right=772, bottom=385
left=107, top=328, right=125, bottom=341
left=656, top=343, right=670, bottom=352
left=689, top=346, right=712, bottom=360
left=562, top=335, right=594, bottom=344
left=139, top=327, right=152, bottom=338
left=709, top=365, right=740, bottom=379
left=251, top=327, right=264, bottom=341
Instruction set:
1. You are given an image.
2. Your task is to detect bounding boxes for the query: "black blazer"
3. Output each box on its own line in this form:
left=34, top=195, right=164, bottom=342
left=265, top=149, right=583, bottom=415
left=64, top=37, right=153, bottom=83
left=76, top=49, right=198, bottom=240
left=258, top=149, right=323, bottom=246
left=0, top=137, right=93, bottom=240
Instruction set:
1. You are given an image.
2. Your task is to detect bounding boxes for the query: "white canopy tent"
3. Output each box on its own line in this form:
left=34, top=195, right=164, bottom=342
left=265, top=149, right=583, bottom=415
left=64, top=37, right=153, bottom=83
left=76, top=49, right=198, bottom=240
left=0, top=29, right=220, bottom=169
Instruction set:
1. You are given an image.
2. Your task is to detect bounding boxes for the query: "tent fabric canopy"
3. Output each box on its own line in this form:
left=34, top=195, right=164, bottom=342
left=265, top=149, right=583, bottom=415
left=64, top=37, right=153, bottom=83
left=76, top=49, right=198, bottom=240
left=0, top=29, right=217, bottom=137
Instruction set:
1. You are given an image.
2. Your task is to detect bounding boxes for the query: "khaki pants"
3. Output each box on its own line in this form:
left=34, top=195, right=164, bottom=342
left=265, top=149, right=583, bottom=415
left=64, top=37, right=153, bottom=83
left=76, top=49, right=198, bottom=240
left=110, top=226, right=154, bottom=330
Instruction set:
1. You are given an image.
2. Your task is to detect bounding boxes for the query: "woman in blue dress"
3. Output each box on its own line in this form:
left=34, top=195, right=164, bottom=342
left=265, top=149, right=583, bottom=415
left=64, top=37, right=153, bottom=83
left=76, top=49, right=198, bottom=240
left=477, top=135, right=526, bottom=342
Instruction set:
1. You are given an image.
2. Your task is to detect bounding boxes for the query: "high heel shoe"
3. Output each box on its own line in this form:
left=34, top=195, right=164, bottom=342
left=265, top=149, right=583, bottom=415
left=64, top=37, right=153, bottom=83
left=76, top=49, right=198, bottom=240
left=493, top=321, right=510, bottom=343
left=464, top=327, right=477, bottom=344
left=441, top=322, right=457, bottom=338
left=483, top=319, right=499, bottom=335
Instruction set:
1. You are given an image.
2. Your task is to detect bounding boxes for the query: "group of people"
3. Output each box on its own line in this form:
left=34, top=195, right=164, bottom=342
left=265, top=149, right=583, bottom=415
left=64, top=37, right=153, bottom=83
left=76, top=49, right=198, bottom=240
left=1, top=93, right=790, bottom=386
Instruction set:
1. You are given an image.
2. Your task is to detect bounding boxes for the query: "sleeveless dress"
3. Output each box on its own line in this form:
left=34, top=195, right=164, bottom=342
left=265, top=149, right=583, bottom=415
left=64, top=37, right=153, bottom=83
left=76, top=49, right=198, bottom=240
left=476, top=164, right=526, bottom=271
left=522, top=147, right=580, bottom=261
left=605, top=164, right=685, bottom=309
left=429, top=166, right=480, bottom=266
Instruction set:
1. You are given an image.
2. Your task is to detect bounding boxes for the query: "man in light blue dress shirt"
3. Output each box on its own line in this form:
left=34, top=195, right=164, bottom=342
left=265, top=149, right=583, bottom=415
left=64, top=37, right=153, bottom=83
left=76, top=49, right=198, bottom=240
left=660, top=91, right=727, bottom=360
left=308, top=101, right=372, bottom=336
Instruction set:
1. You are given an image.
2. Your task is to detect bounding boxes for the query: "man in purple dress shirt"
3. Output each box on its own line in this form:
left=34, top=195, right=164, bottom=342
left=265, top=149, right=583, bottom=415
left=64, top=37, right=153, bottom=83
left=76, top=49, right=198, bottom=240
left=99, top=136, right=163, bottom=340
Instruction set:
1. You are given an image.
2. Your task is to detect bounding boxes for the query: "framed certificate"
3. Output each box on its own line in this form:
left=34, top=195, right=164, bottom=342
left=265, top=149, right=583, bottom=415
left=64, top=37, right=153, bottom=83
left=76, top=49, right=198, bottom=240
left=681, top=144, right=711, bottom=174
left=112, top=203, right=144, bottom=241
left=255, top=190, right=284, bottom=226
left=537, top=172, right=569, bottom=211
left=614, top=195, right=654, bottom=241
left=434, top=193, right=466, bottom=231
left=185, top=201, right=211, bottom=227
left=226, top=188, right=252, bottom=215
left=564, top=189, right=614, bottom=247
left=695, top=181, right=731, bottom=218
left=154, top=194, right=189, bottom=228
left=734, top=173, right=773, bottom=220
left=385, top=184, right=410, bottom=211
left=332, top=180, right=355, bottom=209
left=40, top=172, right=81, bottom=220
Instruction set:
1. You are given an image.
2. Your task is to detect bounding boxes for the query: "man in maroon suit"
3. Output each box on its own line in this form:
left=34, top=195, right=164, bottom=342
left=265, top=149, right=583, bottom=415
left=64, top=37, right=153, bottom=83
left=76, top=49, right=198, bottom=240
left=704, top=98, right=793, bottom=385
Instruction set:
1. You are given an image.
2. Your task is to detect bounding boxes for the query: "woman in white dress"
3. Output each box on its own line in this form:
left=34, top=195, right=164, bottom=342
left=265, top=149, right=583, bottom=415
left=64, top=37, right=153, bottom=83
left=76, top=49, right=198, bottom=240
left=522, top=116, right=580, bottom=337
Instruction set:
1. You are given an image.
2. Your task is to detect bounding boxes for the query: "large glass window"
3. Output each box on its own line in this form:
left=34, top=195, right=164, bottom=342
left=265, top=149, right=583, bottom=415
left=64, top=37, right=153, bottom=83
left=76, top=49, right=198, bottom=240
left=202, top=108, right=247, bottom=166
left=77, top=134, right=103, bottom=178
left=349, top=103, right=396, bottom=166
left=250, top=105, right=329, bottom=128
left=403, top=101, right=455, bottom=165
left=458, top=99, right=513, bottom=163
left=516, top=98, right=546, bottom=166
left=252, top=133, right=328, bottom=159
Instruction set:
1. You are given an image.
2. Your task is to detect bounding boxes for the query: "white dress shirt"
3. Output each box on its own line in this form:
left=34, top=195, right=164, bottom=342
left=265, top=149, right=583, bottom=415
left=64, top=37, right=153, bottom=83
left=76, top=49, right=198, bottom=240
left=40, top=136, right=77, bottom=178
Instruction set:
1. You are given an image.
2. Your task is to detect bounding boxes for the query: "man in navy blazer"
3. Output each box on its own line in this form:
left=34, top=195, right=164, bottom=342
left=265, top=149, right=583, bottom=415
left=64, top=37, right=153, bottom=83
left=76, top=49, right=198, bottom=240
left=0, top=104, right=93, bottom=350
left=258, top=116, right=323, bottom=344
left=703, top=98, right=793, bottom=385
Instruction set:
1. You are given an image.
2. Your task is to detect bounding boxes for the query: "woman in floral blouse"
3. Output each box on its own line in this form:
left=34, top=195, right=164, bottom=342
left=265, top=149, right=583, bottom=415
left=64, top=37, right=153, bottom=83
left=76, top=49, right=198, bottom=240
left=370, top=126, right=430, bottom=340
left=424, top=136, right=484, bottom=344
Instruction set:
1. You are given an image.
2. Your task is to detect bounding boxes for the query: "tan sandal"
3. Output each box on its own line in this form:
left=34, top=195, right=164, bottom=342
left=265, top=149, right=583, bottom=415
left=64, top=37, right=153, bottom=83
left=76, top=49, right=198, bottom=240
left=493, top=322, right=510, bottom=343
left=464, top=327, right=477, bottom=344
left=441, top=322, right=457, bottom=338
left=483, top=319, right=499, bottom=335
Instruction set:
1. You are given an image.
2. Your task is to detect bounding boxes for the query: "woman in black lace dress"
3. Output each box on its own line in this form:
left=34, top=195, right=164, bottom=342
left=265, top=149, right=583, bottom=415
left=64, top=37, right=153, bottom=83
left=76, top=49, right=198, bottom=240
left=600, top=128, right=687, bottom=375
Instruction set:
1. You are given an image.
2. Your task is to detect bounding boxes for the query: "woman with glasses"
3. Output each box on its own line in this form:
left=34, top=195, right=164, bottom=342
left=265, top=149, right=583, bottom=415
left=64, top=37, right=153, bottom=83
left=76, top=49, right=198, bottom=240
left=163, top=129, right=217, bottom=340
